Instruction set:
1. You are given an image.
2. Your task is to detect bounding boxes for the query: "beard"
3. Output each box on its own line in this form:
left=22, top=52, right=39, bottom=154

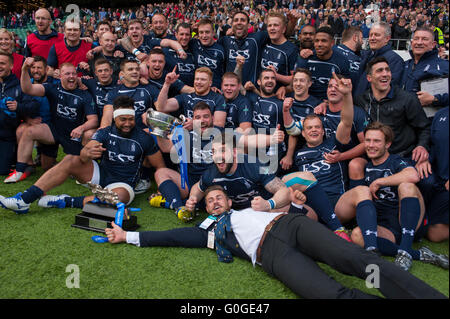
left=260, top=84, right=275, bottom=96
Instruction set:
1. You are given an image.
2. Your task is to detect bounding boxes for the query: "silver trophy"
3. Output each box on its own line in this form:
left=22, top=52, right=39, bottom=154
left=87, top=182, right=120, bottom=205
left=146, top=108, right=186, bottom=139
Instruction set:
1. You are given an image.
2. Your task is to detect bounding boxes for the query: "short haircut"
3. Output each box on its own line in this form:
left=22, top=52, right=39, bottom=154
left=120, top=58, right=139, bottom=71
left=113, top=96, right=135, bottom=110
left=303, top=114, right=324, bottom=129
left=128, top=19, right=144, bottom=28
left=364, top=121, right=394, bottom=144
left=259, top=68, right=276, bottom=80
left=152, top=13, right=167, bottom=22
left=204, top=185, right=229, bottom=200
left=371, top=22, right=391, bottom=37
left=176, top=22, right=191, bottom=33
left=59, top=62, right=76, bottom=70
left=0, top=51, right=13, bottom=64
left=222, top=71, right=241, bottom=83
left=96, top=21, right=111, bottom=31
left=148, top=47, right=165, bottom=57
left=413, top=26, right=435, bottom=38
left=0, top=28, right=13, bottom=40
left=341, top=26, right=362, bottom=42
left=316, top=26, right=335, bottom=39
left=266, top=11, right=287, bottom=26
left=366, top=56, right=389, bottom=74
left=293, top=68, right=312, bottom=81
left=94, top=57, right=112, bottom=69
left=198, top=18, right=214, bottom=30
left=193, top=101, right=212, bottom=113
left=232, top=11, right=249, bottom=23
left=32, top=55, right=47, bottom=68
left=195, top=67, right=213, bottom=79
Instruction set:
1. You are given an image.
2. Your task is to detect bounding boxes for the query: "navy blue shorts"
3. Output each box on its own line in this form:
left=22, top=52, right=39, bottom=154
left=48, top=123, right=82, bottom=156
left=0, top=139, right=16, bottom=175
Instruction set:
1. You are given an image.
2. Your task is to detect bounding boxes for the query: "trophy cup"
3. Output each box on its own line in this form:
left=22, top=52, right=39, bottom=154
left=146, top=108, right=186, bottom=139
left=71, top=183, right=139, bottom=233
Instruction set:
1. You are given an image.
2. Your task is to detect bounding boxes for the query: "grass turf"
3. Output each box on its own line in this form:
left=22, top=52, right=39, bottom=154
left=0, top=156, right=448, bottom=299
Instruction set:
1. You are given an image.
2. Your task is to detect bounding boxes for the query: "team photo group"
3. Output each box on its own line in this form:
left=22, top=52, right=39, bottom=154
left=0, top=0, right=448, bottom=299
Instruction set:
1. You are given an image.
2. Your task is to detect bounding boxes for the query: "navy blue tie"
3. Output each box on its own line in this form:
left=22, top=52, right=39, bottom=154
left=214, top=211, right=234, bottom=263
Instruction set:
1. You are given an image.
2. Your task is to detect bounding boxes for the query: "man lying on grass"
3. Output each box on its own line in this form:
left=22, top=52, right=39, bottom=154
left=105, top=184, right=446, bottom=299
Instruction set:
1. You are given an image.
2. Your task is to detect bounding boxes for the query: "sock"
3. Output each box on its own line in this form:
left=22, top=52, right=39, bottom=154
left=349, top=178, right=365, bottom=189
left=376, top=237, right=399, bottom=257
left=64, top=196, right=85, bottom=209
left=21, top=185, right=44, bottom=204
left=377, top=236, right=420, bottom=260
left=159, top=180, right=183, bottom=210
left=15, top=162, right=29, bottom=173
left=398, top=197, right=421, bottom=258
left=356, top=200, right=378, bottom=250
left=140, top=166, right=152, bottom=181
left=304, top=183, right=343, bottom=231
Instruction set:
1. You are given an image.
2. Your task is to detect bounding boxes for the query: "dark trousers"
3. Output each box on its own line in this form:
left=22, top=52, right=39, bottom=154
left=260, top=214, right=446, bottom=299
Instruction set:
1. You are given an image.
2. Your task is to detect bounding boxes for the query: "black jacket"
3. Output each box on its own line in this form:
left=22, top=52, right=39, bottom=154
left=354, top=85, right=431, bottom=158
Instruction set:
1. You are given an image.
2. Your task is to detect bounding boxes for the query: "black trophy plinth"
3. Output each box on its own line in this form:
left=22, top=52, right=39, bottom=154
left=71, top=201, right=139, bottom=233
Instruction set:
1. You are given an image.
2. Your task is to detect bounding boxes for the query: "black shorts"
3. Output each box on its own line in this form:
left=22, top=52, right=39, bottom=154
left=48, top=123, right=82, bottom=156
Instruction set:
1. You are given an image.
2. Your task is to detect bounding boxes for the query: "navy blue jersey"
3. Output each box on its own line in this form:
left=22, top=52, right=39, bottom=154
left=43, top=82, right=96, bottom=139
left=286, top=93, right=321, bottom=124
left=322, top=105, right=369, bottom=148
left=92, top=125, right=159, bottom=188
left=247, top=92, right=286, bottom=155
left=334, top=44, right=361, bottom=88
left=118, top=35, right=162, bottom=59
left=218, top=31, right=270, bottom=85
left=163, top=47, right=196, bottom=86
left=147, top=69, right=186, bottom=98
left=187, top=129, right=217, bottom=177
left=174, top=90, right=227, bottom=119
left=364, top=154, right=413, bottom=211
left=225, top=93, right=253, bottom=128
left=294, top=136, right=350, bottom=201
left=105, top=84, right=159, bottom=128
left=199, top=154, right=276, bottom=210
left=260, top=40, right=298, bottom=84
left=430, top=107, right=449, bottom=182
left=190, top=39, right=226, bottom=88
left=294, top=50, right=351, bottom=100
left=83, top=78, right=116, bottom=119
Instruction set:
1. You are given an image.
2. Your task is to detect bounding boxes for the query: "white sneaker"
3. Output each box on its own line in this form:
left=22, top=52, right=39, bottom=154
left=38, top=194, right=70, bottom=208
left=0, top=193, right=30, bottom=214
left=134, top=179, right=151, bottom=195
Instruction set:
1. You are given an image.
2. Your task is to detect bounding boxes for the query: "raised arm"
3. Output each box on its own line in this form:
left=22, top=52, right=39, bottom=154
left=334, top=73, right=354, bottom=145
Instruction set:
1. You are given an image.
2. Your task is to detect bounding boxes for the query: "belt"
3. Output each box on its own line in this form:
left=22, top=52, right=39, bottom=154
left=256, top=213, right=287, bottom=264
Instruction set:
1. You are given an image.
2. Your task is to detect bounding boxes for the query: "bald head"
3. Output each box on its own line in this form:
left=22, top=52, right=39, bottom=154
left=35, top=8, right=53, bottom=34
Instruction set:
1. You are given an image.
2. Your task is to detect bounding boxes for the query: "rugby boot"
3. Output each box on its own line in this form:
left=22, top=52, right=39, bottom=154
left=148, top=193, right=167, bottom=208
left=176, top=206, right=194, bottom=223
left=4, top=166, right=35, bottom=183
left=419, top=246, right=449, bottom=269
left=0, top=193, right=30, bottom=214
left=38, top=194, right=70, bottom=208
left=394, top=250, right=413, bottom=271
left=334, top=228, right=352, bottom=243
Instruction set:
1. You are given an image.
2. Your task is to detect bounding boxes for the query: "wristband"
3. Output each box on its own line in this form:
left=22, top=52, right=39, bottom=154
left=132, top=48, right=141, bottom=56
left=177, top=48, right=185, bottom=52
left=268, top=198, right=276, bottom=210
